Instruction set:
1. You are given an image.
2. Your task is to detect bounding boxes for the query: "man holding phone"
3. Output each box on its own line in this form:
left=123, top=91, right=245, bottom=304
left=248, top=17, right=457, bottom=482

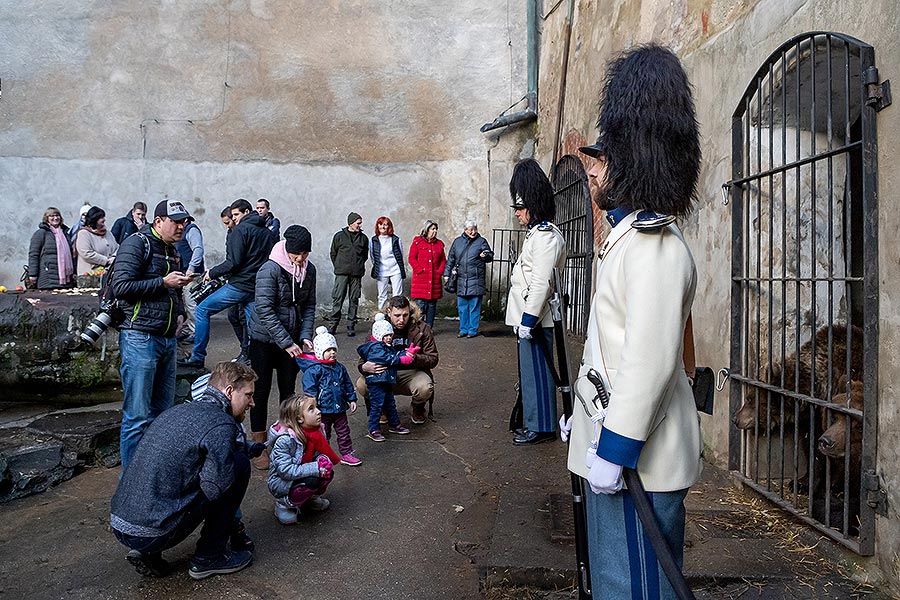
left=112, top=200, right=194, bottom=469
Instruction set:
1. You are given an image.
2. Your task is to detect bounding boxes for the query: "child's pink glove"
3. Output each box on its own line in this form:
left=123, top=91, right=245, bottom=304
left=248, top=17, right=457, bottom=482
left=400, top=344, right=421, bottom=365
left=317, top=455, right=334, bottom=478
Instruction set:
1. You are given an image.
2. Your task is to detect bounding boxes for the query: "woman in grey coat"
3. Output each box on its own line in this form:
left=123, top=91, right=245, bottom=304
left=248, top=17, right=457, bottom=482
left=443, top=220, right=493, bottom=337
left=28, top=207, right=75, bottom=289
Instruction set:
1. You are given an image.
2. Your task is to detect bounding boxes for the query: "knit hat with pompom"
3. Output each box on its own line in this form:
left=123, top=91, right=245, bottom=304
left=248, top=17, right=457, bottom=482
left=313, top=326, right=337, bottom=360
left=371, top=313, right=394, bottom=342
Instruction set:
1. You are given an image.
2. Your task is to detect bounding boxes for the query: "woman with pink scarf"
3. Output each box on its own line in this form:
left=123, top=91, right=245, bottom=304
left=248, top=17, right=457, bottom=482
left=246, top=225, right=317, bottom=470
left=28, top=207, right=75, bottom=289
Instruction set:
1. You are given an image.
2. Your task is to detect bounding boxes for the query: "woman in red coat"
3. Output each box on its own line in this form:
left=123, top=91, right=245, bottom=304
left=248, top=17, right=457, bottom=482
left=408, top=220, right=446, bottom=328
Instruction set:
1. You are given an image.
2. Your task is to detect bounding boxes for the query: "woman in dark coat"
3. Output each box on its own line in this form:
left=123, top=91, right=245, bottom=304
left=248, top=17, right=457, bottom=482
left=443, top=220, right=493, bottom=337
left=247, top=225, right=317, bottom=469
left=28, top=207, right=75, bottom=289
left=408, top=219, right=446, bottom=328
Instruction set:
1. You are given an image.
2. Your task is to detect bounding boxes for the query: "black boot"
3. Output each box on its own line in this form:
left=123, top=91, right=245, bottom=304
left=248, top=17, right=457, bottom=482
left=230, top=520, right=254, bottom=553
left=346, top=323, right=356, bottom=337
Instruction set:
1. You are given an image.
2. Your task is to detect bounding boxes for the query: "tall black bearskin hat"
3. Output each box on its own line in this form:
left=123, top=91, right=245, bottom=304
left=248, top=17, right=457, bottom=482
left=509, top=158, right=556, bottom=223
left=582, top=44, right=701, bottom=217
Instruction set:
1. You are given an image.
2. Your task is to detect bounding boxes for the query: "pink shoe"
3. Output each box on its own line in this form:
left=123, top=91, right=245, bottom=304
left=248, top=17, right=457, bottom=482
left=340, top=454, right=362, bottom=466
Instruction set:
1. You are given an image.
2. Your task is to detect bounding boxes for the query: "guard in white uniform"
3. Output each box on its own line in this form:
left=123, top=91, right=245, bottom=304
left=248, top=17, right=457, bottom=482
left=505, top=159, right=567, bottom=445
left=564, top=45, right=703, bottom=599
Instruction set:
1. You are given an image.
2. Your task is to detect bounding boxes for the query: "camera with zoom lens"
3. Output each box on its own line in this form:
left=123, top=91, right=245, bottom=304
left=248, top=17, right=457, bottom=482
left=190, top=276, right=225, bottom=305
left=80, top=298, right=125, bottom=345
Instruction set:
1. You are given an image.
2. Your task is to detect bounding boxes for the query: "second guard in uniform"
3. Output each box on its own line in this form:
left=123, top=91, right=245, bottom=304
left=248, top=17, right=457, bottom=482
left=506, top=159, right=567, bottom=445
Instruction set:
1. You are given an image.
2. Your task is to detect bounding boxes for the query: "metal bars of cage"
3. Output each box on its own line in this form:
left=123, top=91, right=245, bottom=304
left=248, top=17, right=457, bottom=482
left=728, top=32, right=879, bottom=555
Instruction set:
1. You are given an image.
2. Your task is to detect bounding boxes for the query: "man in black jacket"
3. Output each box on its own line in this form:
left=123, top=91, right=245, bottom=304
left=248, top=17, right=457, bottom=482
left=111, top=361, right=257, bottom=580
left=180, top=198, right=275, bottom=368
left=325, top=212, right=367, bottom=336
left=112, top=199, right=193, bottom=469
left=111, top=201, right=148, bottom=244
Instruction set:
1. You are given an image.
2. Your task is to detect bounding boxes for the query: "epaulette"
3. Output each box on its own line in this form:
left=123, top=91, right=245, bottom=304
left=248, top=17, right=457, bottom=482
left=536, top=221, right=553, bottom=231
left=631, top=210, right=676, bottom=232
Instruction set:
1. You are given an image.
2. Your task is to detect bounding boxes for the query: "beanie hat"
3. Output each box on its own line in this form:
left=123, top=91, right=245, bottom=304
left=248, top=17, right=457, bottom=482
left=371, top=312, right=394, bottom=342
left=313, top=326, right=338, bottom=360
left=284, top=225, right=312, bottom=253
left=348, top=211, right=362, bottom=225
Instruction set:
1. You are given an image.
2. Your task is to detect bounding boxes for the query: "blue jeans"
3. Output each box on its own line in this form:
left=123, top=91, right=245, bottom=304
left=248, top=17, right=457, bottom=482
left=457, top=295, right=483, bottom=335
left=119, top=329, right=177, bottom=470
left=414, top=298, right=437, bottom=328
left=367, top=383, right=400, bottom=433
left=190, top=283, right=254, bottom=362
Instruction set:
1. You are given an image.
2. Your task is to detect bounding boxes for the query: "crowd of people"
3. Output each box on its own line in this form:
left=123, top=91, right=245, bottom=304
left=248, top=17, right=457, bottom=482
left=24, top=194, right=496, bottom=579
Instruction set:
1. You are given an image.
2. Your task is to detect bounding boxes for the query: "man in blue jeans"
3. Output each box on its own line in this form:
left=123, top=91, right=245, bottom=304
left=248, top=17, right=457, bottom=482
left=112, top=200, right=194, bottom=469
left=180, top=198, right=274, bottom=368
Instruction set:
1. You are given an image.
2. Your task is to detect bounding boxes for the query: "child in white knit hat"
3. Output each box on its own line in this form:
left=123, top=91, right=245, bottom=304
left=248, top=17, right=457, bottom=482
left=295, top=326, right=362, bottom=466
left=356, top=313, right=420, bottom=442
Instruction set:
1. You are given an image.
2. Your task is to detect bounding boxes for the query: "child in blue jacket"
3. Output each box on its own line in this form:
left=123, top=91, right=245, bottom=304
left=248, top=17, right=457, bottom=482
left=296, top=326, right=362, bottom=466
left=357, top=313, right=419, bottom=442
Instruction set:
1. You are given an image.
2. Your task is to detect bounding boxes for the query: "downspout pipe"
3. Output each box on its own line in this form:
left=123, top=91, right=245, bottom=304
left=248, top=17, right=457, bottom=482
left=480, top=0, right=539, bottom=133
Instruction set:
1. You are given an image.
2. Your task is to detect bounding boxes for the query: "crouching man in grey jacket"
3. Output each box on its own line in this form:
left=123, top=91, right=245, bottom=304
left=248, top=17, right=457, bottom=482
left=110, top=361, right=258, bottom=580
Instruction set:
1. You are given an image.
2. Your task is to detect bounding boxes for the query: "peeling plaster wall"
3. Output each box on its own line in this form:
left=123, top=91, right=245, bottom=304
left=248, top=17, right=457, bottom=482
left=536, top=0, right=900, bottom=589
left=0, top=0, right=532, bottom=302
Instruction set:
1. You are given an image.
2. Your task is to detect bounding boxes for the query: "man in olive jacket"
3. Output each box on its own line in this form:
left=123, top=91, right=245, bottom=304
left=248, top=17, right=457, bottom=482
left=326, top=212, right=367, bottom=336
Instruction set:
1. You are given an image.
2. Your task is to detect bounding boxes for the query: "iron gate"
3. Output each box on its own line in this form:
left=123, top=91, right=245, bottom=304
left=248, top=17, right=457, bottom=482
left=726, top=32, right=884, bottom=555
left=551, top=155, right=593, bottom=338
left=486, top=155, right=593, bottom=337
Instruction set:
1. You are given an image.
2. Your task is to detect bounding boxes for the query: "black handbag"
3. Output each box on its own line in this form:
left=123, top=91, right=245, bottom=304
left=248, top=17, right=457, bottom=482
left=443, top=271, right=458, bottom=294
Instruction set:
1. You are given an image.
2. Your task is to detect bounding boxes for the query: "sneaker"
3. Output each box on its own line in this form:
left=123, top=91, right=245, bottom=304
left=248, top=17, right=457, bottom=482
left=379, top=412, right=388, bottom=424
left=457, top=332, right=466, bottom=338
left=126, top=550, right=170, bottom=577
left=340, top=453, right=362, bottom=466
left=411, top=404, right=427, bottom=424
left=274, top=501, right=298, bottom=525
left=231, top=351, right=250, bottom=365
left=388, top=424, right=410, bottom=435
left=367, top=430, right=386, bottom=442
left=303, top=496, right=331, bottom=512
left=230, top=520, right=254, bottom=553
left=466, top=333, right=477, bottom=338
left=188, top=550, right=253, bottom=580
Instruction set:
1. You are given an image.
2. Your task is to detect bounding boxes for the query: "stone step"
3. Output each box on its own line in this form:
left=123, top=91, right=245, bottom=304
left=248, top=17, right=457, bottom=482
left=0, top=427, right=80, bottom=503
left=27, top=410, right=121, bottom=468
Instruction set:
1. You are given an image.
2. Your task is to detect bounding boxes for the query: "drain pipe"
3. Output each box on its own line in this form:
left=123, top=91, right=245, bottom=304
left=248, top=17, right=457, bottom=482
left=480, top=0, right=539, bottom=133
left=550, top=0, right=575, bottom=167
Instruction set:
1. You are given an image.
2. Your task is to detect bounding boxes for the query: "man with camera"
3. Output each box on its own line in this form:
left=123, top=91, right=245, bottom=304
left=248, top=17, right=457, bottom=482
left=112, top=200, right=194, bottom=470
left=180, top=198, right=274, bottom=369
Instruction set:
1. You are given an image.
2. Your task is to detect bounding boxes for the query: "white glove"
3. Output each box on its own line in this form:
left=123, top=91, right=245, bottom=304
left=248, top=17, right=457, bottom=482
left=518, top=325, right=533, bottom=340
left=558, top=415, right=574, bottom=442
left=587, top=454, right=624, bottom=495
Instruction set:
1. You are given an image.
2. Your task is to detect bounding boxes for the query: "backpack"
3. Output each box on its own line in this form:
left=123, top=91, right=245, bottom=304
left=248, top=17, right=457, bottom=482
left=97, top=232, right=151, bottom=328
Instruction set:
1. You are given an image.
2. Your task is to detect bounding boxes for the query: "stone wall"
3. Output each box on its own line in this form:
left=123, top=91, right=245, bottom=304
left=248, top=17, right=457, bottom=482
left=0, top=1, right=533, bottom=304
left=534, top=0, right=900, bottom=590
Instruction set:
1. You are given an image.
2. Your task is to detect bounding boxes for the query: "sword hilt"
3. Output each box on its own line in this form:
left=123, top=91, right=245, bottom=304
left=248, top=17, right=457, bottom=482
left=586, top=369, right=610, bottom=410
